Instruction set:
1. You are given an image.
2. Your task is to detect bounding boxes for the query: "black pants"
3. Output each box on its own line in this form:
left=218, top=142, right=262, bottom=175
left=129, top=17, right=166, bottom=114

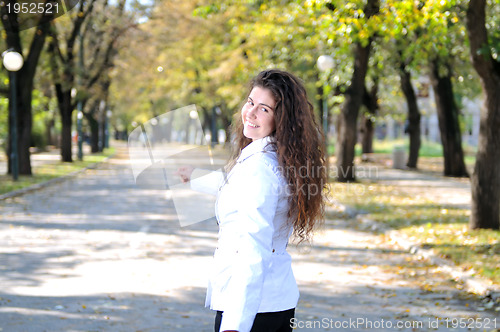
left=214, top=308, right=295, bottom=332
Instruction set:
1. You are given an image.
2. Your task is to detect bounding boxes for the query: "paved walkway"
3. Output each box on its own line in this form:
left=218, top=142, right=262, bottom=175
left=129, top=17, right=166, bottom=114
left=0, top=147, right=498, bottom=331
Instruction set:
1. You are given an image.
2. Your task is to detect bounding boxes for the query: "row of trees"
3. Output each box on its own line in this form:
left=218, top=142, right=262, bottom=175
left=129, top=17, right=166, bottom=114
left=111, top=0, right=498, bottom=229
left=1, top=0, right=141, bottom=168
left=1, top=0, right=498, bottom=229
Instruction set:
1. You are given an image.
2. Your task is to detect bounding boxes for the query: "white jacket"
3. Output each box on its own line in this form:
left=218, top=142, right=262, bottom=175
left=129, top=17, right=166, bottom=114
left=190, top=136, right=299, bottom=332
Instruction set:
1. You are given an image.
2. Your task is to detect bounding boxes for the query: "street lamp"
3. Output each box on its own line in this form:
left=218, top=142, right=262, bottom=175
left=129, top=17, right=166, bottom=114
left=2, top=49, right=24, bottom=181
left=77, top=110, right=84, bottom=160
left=317, top=55, right=334, bottom=169
left=72, top=88, right=84, bottom=161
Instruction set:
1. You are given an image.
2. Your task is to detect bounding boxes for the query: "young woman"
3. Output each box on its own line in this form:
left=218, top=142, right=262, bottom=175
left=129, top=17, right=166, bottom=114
left=179, top=69, right=326, bottom=332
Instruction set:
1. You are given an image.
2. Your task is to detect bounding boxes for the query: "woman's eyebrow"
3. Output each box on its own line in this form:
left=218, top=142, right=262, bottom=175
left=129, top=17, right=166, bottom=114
left=248, top=96, right=274, bottom=111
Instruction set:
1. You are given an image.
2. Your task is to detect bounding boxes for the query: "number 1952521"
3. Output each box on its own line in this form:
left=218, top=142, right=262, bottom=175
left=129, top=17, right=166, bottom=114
left=445, top=318, right=497, bottom=329
left=3, top=2, right=60, bottom=15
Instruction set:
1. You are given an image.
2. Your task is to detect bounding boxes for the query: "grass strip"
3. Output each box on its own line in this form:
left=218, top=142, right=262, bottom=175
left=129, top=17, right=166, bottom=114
left=0, top=148, right=115, bottom=195
left=327, top=180, right=500, bottom=285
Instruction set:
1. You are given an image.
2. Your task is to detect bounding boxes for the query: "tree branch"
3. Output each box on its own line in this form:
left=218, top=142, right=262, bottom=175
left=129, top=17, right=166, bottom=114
left=69, top=0, right=98, bottom=47
left=48, top=22, right=66, bottom=64
left=0, top=0, right=22, bottom=52
left=466, top=0, right=495, bottom=79
left=86, top=23, right=137, bottom=89
left=24, top=8, right=54, bottom=83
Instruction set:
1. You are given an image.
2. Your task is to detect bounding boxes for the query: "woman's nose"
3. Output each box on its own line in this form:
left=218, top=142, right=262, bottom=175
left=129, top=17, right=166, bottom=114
left=247, top=105, right=257, bottom=117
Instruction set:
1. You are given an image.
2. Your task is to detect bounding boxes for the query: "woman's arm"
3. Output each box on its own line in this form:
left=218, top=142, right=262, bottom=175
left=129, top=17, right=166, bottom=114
left=176, top=166, right=224, bottom=196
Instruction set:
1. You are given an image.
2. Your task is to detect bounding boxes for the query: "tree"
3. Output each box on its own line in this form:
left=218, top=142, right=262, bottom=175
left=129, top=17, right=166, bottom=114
left=1, top=0, right=54, bottom=175
left=417, top=0, right=469, bottom=177
left=80, top=0, right=132, bottom=152
left=48, top=0, right=97, bottom=162
left=360, top=78, right=379, bottom=159
left=380, top=0, right=475, bottom=174
left=398, top=55, right=421, bottom=168
left=334, top=0, right=380, bottom=182
left=384, top=1, right=423, bottom=169
left=48, top=0, right=132, bottom=159
left=466, top=0, right=500, bottom=230
left=429, top=58, right=469, bottom=177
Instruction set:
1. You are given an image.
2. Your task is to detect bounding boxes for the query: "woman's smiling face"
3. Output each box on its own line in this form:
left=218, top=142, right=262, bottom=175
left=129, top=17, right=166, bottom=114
left=241, top=86, right=276, bottom=141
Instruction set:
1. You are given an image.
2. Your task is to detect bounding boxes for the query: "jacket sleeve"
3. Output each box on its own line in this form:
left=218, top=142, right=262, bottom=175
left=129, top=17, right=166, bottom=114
left=219, top=157, right=279, bottom=332
left=190, top=168, right=224, bottom=196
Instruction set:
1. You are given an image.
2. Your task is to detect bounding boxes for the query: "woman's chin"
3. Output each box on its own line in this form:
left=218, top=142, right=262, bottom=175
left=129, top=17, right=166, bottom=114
left=243, top=130, right=257, bottom=140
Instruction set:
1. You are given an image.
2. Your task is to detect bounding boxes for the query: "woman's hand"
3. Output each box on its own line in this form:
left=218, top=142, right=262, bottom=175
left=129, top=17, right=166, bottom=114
left=175, top=166, right=194, bottom=183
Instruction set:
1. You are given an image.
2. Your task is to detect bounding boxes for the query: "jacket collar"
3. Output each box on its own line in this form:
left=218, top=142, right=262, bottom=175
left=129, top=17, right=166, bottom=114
left=237, top=136, right=276, bottom=163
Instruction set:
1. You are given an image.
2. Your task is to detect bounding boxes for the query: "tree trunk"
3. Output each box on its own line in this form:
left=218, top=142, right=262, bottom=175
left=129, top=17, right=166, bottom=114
left=6, top=71, right=33, bottom=175
left=99, top=107, right=106, bottom=152
left=428, top=59, right=469, bottom=177
left=361, top=115, right=374, bottom=153
left=336, top=59, right=365, bottom=181
left=399, top=65, right=421, bottom=168
left=360, top=82, right=378, bottom=161
left=14, top=72, right=33, bottom=174
left=221, top=112, right=232, bottom=148
left=336, top=45, right=372, bottom=181
left=317, top=84, right=325, bottom=129
left=88, top=114, right=100, bottom=153
left=45, top=112, right=55, bottom=146
left=360, top=114, right=374, bottom=155
left=55, top=84, right=73, bottom=162
left=336, top=101, right=359, bottom=181
left=336, top=0, right=379, bottom=182
left=466, top=0, right=500, bottom=230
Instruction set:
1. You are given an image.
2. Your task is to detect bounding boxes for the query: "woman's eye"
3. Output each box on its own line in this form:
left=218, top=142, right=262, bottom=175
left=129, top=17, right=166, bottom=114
left=247, top=100, right=253, bottom=105
left=261, top=108, right=268, bottom=113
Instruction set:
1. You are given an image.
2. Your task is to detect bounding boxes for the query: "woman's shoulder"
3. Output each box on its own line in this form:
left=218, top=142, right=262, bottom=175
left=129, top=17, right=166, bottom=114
left=242, top=151, right=285, bottom=182
left=241, top=148, right=277, bottom=167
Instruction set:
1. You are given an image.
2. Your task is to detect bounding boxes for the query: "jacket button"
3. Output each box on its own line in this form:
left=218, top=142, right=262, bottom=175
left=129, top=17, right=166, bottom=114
left=272, top=249, right=275, bottom=253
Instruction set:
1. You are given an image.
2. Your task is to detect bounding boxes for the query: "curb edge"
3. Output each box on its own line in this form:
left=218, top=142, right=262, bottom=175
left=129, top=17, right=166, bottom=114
left=342, top=207, right=500, bottom=302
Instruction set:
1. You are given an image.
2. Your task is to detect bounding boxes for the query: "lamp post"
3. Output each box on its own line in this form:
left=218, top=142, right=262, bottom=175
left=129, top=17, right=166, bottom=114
left=317, top=55, right=334, bottom=169
left=2, top=49, right=24, bottom=181
left=77, top=109, right=84, bottom=160
left=99, top=100, right=106, bottom=151
left=77, top=30, right=84, bottom=161
left=72, top=88, right=84, bottom=161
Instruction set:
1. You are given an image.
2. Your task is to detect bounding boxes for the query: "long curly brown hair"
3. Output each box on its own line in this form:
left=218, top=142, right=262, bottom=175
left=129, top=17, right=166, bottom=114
left=229, top=69, right=327, bottom=242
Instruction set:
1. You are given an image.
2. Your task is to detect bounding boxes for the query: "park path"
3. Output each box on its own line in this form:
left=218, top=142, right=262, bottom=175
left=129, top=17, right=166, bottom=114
left=0, top=146, right=498, bottom=331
